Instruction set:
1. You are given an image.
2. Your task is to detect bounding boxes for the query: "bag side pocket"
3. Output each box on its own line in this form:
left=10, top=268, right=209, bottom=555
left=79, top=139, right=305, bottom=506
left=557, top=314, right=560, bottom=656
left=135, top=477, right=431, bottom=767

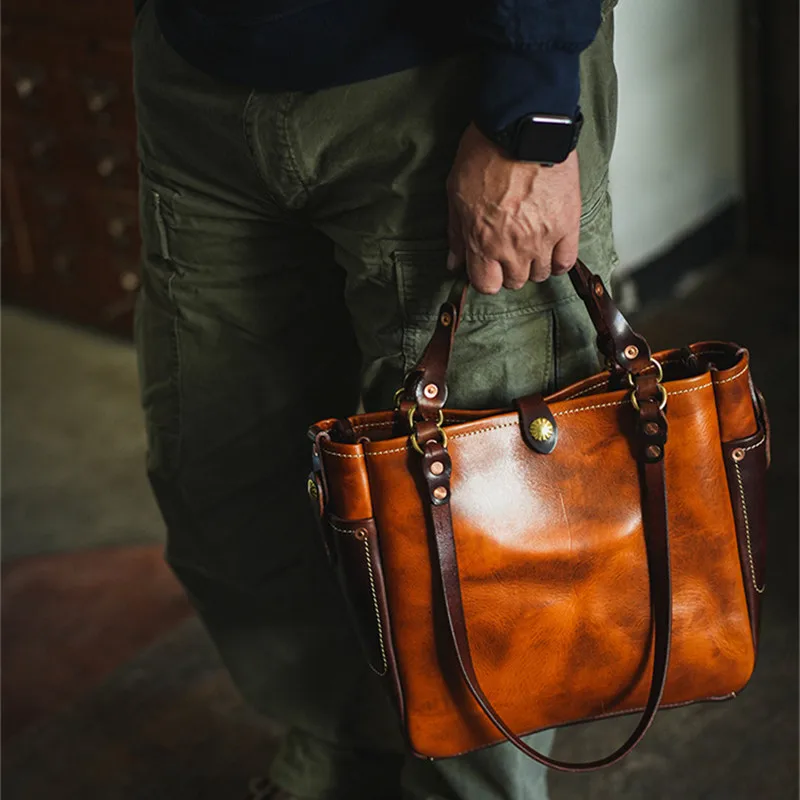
left=722, top=427, right=768, bottom=649
left=325, top=515, right=405, bottom=718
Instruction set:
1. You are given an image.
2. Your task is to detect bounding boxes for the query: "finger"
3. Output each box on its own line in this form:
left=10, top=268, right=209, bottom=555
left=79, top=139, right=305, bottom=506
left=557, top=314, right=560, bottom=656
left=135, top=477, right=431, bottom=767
left=552, top=226, right=580, bottom=275
left=447, top=202, right=466, bottom=271
left=467, top=252, right=504, bottom=294
left=529, top=254, right=553, bottom=283
left=501, top=258, right=532, bottom=290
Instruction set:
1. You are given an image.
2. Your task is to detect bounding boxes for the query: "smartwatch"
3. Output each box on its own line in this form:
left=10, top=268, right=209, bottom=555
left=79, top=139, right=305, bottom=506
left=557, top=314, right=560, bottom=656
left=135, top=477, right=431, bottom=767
left=488, top=109, right=584, bottom=166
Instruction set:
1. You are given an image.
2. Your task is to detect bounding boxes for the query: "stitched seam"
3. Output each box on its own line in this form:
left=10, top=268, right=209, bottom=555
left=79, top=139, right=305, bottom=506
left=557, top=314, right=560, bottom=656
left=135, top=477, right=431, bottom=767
left=325, top=382, right=719, bottom=459
left=241, top=90, right=284, bottom=207
left=326, top=522, right=389, bottom=675
left=279, top=93, right=311, bottom=201
left=742, top=437, right=766, bottom=453
left=716, top=365, right=749, bottom=385
left=554, top=399, right=627, bottom=416
left=562, top=378, right=609, bottom=400
left=151, top=190, right=171, bottom=259
left=362, top=536, right=389, bottom=676
left=733, top=459, right=766, bottom=594
left=328, top=522, right=353, bottom=535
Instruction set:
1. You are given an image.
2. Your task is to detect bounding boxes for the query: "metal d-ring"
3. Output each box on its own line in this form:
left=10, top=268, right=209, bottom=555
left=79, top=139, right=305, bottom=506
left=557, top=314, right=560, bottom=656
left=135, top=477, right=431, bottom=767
left=627, top=357, right=664, bottom=388
left=630, top=383, right=668, bottom=412
left=408, top=405, right=448, bottom=455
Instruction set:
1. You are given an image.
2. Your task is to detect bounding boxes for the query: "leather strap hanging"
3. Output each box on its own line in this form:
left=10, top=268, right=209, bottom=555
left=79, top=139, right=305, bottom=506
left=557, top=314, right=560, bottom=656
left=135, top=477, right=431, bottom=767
left=414, top=260, right=673, bottom=772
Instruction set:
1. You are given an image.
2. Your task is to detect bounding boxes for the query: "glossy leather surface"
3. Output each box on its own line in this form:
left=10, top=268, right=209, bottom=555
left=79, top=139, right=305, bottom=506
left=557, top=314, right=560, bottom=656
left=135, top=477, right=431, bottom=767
left=316, top=345, right=762, bottom=759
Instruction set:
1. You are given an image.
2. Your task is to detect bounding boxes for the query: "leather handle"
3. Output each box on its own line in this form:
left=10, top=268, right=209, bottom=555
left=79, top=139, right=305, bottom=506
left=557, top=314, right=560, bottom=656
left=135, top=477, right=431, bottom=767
left=421, top=439, right=672, bottom=772
left=403, top=261, right=653, bottom=419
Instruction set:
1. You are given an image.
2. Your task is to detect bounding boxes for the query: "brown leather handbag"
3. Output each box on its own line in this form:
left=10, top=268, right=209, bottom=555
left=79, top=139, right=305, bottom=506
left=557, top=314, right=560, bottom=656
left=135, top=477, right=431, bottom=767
left=306, top=261, right=769, bottom=772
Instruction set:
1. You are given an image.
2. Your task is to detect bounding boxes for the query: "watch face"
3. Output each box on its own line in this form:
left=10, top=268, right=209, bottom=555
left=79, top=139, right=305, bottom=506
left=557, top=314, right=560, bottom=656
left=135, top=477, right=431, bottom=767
left=514, top=115, right=575, bottom=164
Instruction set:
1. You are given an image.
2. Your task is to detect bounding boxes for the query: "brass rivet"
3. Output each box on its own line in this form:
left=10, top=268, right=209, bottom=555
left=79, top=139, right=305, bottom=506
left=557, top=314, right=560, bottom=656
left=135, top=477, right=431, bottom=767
left=624, top=345, right=640, bottom=360
left=354, top=528, right=368, bottom=541
left=307, top=478, right=318, bottom=499
left=594, top=282, right=604, bottom=297
left=433, top=486, right=448, bottom=500
left=430, top=461, right=445, bottom=476
left=423, top=383, right=439, bottom=399
left=529, top=418, right=554, bottom=442
left=646, top=445, right=662, bottom=459
left=644, top=422, right=660, bottom=436
left=732, top=448, right=746, bottom=463
left=440, top=311, right=453, bottom=327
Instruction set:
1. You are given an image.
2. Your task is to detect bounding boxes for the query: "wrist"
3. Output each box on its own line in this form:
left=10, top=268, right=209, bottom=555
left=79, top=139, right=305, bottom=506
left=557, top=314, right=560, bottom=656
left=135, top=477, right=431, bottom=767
left=480, top=109, right=584, bottom=166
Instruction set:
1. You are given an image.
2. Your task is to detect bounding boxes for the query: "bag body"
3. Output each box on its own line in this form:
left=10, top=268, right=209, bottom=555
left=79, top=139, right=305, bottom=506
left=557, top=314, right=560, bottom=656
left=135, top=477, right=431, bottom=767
left=307, top=263, right=768, bottom=771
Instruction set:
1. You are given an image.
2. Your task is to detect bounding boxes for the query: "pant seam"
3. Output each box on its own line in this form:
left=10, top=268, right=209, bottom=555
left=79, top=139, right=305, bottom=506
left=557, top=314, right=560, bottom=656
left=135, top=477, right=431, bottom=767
left=279, top=92, right=312, bottom=203
left=242, top=89, right=286, bottom=208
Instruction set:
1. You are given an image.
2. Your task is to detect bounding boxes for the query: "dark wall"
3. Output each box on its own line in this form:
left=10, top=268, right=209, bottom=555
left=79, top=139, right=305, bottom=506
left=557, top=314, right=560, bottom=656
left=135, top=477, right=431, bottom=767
left=743, top=0, right=799, bottom=257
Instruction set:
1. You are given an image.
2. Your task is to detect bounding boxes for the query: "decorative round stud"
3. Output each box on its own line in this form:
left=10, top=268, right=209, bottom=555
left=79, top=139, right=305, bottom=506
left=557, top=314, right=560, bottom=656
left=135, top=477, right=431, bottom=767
left=646, top=445, right=662, bottom=459
left=432, top=486, right=448, bottom=501
left=594, top=282, right=604, bottom=297
left=529, top=418, right=555, bottom=442
left=440, top=311, right=453, bottom=327
left=624, top=345, right=640, bottom=360
left=355, top=528, right=368, bottom=542
left=644, top=422, right=660, bottom=436
left=732, top=448, right=746, bottom=463
left=423, top=383, right=439, bottom=399
left=430, top=461, right=445, bottom=476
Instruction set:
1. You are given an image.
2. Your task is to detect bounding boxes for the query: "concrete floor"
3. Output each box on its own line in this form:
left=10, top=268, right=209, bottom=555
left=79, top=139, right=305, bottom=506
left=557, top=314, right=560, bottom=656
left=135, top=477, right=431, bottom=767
left=1, top=255, right=797, bottom=799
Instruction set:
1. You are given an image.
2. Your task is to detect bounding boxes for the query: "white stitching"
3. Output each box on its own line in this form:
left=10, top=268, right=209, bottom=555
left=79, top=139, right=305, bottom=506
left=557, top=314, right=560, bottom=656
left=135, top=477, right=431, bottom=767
left=328, top=522, right=353, bottom=535
left=351, top=421, right=393, bottom=431
left=665, top=383, right=713, bottom=397
left=327, top=521, right=389, bottom=675
left=324, top=376, right=734, bottom=459
left=562, top=378, right=609, bottom=400
left=362, top=536, right=389, bottom=676
left=554, top=399, right=627, bottom=416
left=324, top=451, right=366, bottom=459
left=732, top=456, right=766, bottom=594
left=716, top=365, right=749, bottom=385
left=450, top=421, right=519, bottom=440
left=743, top=437, right=766, bottom=453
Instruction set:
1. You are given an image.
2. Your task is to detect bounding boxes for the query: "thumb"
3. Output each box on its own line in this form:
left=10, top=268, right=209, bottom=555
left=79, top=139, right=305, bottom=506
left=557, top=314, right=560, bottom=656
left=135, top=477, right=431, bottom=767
left=447, top=200, right=466, bottom=271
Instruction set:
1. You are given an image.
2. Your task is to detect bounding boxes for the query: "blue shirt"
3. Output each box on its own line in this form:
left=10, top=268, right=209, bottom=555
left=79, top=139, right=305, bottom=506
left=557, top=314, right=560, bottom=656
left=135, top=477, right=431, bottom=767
left=153, top=0, right=602, bottom=133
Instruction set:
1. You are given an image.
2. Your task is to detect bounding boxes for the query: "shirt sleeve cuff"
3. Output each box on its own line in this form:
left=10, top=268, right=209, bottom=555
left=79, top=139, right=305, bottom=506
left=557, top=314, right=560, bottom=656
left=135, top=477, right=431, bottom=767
left=474, top=48, right=581, bottom=135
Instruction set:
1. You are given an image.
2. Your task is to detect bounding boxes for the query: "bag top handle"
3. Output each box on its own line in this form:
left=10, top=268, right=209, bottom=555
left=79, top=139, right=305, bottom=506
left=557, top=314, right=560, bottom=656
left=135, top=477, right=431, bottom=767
left=402, top=261, right=654, bottom=420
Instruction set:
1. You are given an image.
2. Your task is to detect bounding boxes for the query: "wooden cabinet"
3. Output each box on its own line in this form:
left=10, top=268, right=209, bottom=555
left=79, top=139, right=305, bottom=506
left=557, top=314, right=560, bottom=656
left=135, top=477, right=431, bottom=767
left=2, top=4, right=138, bottom=336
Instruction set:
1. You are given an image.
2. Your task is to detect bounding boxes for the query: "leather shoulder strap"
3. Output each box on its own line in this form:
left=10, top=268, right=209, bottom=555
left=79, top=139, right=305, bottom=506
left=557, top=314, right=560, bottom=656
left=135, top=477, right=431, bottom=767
left=420, top=439, right=672, bottom=773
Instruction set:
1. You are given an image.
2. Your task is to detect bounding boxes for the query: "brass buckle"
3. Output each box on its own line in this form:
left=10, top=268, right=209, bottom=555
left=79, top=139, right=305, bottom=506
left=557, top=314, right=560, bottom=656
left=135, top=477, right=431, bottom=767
left=629, top=358, right=667, bottom=411
left=408, top=405, right=448, bottom=455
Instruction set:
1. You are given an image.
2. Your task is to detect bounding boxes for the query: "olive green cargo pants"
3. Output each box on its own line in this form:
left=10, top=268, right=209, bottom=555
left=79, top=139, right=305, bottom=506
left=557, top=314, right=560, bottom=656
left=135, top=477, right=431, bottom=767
left=133, top=3, right=618, bottom=797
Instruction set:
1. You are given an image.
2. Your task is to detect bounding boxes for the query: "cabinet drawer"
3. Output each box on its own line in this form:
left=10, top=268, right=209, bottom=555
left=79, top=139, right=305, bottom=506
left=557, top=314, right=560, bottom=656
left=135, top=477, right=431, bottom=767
left=4, top=119, right=138, bottom=189
left=2, top=25, right=135, bottom=133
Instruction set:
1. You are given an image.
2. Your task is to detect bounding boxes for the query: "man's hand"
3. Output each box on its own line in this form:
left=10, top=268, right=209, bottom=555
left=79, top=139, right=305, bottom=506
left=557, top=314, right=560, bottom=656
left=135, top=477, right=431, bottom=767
left=446, top=123, right=581, bottom=295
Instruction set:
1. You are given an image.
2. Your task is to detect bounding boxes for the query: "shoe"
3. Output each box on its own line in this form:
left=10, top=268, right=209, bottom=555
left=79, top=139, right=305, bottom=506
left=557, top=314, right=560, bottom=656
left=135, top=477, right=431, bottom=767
left=247, top=777, right=300, bottom=800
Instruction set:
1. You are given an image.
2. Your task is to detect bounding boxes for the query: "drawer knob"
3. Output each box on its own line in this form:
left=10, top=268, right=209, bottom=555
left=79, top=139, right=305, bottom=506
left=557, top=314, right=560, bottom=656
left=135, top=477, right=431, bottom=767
left=119, top=271, right=140, bottom=292
left=107, top=217, right=128, bottom=238
left=15, top=76, right=36, bottom=99
left=97, top=156, right=117, bottom=177
left=87, top=88, right=116, bottom=114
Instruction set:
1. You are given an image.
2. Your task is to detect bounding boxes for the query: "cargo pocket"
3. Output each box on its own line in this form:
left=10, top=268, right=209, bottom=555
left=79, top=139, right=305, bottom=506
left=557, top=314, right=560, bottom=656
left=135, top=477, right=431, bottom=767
left=136, top=172, right=183, bottom=479
left=390, top=240, right=562, bottom=407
